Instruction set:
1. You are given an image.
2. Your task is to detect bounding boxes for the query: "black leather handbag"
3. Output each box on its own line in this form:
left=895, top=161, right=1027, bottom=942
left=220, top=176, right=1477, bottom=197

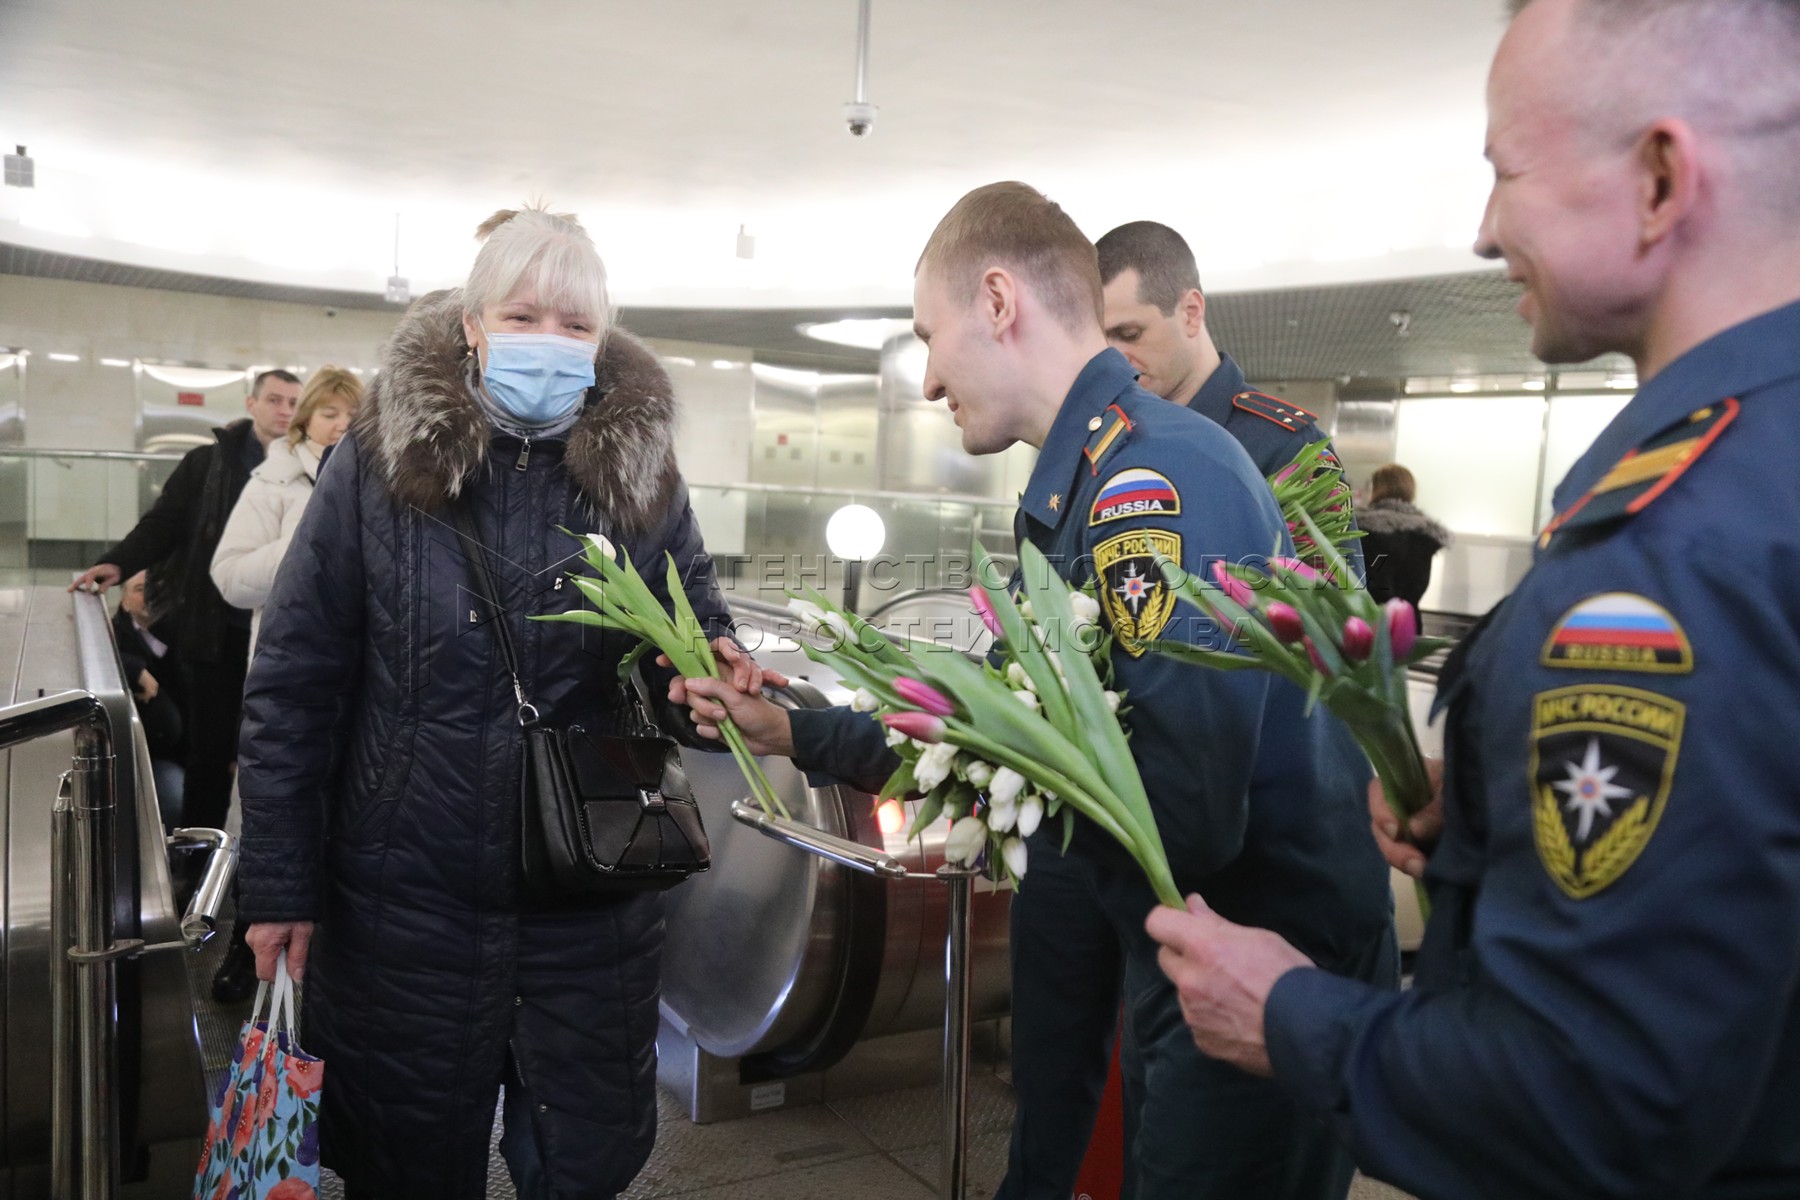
left=453, top=508, right=710, bottom=897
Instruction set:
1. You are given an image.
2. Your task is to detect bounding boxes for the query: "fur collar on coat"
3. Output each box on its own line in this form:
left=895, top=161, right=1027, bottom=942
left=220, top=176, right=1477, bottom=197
left=354, top=288, right=680, bottom=535
left=1358, top=497, right=1453, bottom=546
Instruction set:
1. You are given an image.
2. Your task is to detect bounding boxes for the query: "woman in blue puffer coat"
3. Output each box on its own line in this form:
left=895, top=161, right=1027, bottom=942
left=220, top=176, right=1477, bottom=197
left=235, top=206, right=762, bottom=1199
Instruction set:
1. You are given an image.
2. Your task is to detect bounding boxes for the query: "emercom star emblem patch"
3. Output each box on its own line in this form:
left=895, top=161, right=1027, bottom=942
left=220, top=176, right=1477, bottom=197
left=1529, top=685, right=1685, bottom=898
left=1094, top=529, right=1180, bottom=657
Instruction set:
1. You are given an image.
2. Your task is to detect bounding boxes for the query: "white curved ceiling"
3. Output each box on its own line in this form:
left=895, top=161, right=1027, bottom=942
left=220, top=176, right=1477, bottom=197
left=0, top=0, right=1507, bottom=307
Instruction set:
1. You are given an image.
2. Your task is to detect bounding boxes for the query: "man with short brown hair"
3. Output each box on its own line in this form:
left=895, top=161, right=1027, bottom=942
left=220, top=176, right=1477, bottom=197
left=1149, top=1, right=1800, bottom=1195
left=679, top=182, right=1392, bottom=1200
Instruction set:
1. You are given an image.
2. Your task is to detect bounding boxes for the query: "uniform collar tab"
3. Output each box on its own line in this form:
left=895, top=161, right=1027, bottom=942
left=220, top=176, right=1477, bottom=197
left=1189, top=353, right=1247, bottom=424
left=1551, top=298, right=1800, bottom=513
left=1021, top=349, right=1138, bottom=530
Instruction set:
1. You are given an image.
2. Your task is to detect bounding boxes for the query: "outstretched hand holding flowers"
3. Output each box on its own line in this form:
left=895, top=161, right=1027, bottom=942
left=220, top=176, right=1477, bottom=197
left=537, top=532, right=790, bottom=818
left=790, top=538, right=1184, bottom=909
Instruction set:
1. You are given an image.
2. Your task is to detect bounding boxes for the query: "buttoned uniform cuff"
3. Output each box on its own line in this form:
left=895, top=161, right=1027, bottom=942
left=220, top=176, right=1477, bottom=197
left=1265, top=964, right=1399, bottom=1118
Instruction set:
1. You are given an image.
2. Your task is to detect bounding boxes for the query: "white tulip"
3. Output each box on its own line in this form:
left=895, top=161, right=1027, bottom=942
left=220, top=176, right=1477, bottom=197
left=583, top=533, right=617, bottom=561
left=1104, top=690, right=1121, bottom=714
left=915, top=741, right=959, bottom=793
left=963, top=759, right=995, bottom=788
left=945, top=816, right=988, bottom=866
left=1006, top=661, right=1037, bottom=693
left=1069, top=591, right=1101, bottom=623
left=988, top=767, right=1027, bottom=808
left=885, top=724, right=910, bottom=748
left=851, top=688, right=879, bottom=713
left=821, top=610, right=856, bottom=643
left=1014, top=690, right=1041, bottom=712
left=1017, top=793, right=1044, bottom=837
left=1002, top=837, right=1029, bottom=879
left=788, top=597, right=828, bottom=635
left=986, top=791, right=1018, bottom=833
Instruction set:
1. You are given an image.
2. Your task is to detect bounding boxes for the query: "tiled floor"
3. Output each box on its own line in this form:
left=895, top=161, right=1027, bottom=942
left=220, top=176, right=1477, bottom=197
left=187, top=907, right=1413, bottom=1199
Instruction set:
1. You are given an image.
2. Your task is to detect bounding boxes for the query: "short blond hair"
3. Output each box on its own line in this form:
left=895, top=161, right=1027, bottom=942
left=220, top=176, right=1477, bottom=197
left=917, top=182, right=1103, bottom=333
left=1508, top=0, right=1800, bottom=221
left=463, top=204, right=613, bottom=336
left=288, top=366, right=362, bottom=447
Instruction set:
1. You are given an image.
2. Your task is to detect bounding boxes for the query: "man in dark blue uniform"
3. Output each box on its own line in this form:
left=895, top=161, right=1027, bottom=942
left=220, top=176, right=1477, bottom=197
left=979, top=218, right=1394, bottom=1200
left=1097, top=220, right=1334, bottom=480
left=678, top=183, right=1393, bottom=1200
left=1148, top=1, right=1800, bottom=1197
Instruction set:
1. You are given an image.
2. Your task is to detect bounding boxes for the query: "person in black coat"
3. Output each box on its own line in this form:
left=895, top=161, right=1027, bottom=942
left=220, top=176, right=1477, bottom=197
left=72, top=369, right=302, bottom=831
left=1356, top=463, right=1452, bottom=608
left=235, top=206, right=764, bottom=1200
left=113, top=569, right=186, bottom=829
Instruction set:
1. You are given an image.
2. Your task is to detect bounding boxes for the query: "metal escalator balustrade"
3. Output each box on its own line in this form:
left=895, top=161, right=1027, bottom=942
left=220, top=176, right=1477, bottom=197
left=0, top=586, right=231, bottom=1198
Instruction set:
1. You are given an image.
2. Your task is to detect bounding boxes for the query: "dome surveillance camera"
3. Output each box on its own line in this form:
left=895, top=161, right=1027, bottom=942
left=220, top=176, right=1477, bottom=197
left=843, top=101, right=878, bottom=137
left=325, top=307, right=339, bottom=318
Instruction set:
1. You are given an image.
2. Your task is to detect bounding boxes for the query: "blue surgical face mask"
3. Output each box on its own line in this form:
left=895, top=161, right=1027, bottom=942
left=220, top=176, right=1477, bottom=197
left=479, top=321, right=597, bottom=425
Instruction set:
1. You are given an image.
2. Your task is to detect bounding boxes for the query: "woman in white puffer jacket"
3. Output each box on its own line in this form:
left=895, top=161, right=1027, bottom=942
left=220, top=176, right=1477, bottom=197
left=212, top=365, right=362, bottom=651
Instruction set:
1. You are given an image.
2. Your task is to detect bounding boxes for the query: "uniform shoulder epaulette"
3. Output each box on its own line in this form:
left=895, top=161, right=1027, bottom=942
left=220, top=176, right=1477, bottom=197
left=1539, top=398, right=1740, bottom=547
left=1082, top=402, right=1135, bottom=476
left=1232, top=390, right=1316, bottom=434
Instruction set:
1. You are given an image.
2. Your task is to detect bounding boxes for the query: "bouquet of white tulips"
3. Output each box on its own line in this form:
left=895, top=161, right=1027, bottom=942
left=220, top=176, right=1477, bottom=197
left=537, top=532, right=788, bottom=818
left=790, top=538, right=1182, bottom=908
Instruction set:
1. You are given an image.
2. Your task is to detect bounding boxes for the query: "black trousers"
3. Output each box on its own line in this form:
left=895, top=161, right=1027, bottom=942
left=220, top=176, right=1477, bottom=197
left=1000, top=840, right=1398, bottom=1200
left=179, top=630, right=249, bottom=830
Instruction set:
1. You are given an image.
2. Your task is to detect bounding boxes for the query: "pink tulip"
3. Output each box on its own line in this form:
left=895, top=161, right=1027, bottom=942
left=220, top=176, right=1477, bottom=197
left=969, top=586, right=1005, bottom=639
left=882, top=711, right=946, bottom=743
left=1266, top=602, right=1305, bottom=644
left=1304, top=638, right=1332, bottom=676
left=894, top=677, right=956, bottom=718
left=1342, top=616, right=1374, bottom=662
left=1386, top=598, right=1418, bottom=659
left=1274, top=462, right=1298, bottom=483
left=1210, top=561, right=1254, bottom=607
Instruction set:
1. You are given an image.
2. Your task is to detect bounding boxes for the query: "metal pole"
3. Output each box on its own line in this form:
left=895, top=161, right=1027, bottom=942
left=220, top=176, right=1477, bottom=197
left=852, top=0, right=873, bottom=104
left=50, top=772, right=75, bottom=1200
left=70, top=717, right=118, bottom=1200
left=938, top=864, right=976, bottom=1200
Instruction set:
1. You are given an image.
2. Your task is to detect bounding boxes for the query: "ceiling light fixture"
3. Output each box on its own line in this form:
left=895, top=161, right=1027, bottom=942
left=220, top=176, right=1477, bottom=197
left=47, top=352, right=81, bottom=363
left=100, top=358, right=131, bottom=367
left=798, top=317, right=914, bottom=350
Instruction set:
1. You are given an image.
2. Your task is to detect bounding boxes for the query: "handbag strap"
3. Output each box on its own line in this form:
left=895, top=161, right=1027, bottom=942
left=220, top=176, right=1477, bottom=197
left=451, top=503, right=539, bottom=727
left=451, top=502, right=665, bottom=736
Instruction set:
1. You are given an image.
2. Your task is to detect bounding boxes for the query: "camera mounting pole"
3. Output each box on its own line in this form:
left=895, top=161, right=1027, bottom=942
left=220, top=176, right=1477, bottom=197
left=843, top=0, right=878, bottom=136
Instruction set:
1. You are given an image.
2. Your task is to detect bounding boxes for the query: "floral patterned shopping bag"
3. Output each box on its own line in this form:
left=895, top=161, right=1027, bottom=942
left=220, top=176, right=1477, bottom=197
left=192, top=948, right=324, bottom=1200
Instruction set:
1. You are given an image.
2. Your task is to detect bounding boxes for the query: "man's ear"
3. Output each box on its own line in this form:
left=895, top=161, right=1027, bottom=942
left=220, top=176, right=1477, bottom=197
left=1636, top=117, right=1698, bottom=251
left=1181, top=289, right=1207, bottom=339
left=981, top=267, right=1020, bottom=339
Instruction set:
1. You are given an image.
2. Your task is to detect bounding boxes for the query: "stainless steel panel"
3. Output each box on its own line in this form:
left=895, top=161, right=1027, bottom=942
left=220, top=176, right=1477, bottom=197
left=1329, top=399, right=1399, bottom=490
left=660, top=599, right=1010, bottom=1075
left=1, top=587, right=206, bottom=1190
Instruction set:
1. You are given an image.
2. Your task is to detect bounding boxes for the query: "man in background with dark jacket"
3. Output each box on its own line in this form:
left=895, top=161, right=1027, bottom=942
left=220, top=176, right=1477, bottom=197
left=73, top=368, right=299, bottom=829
